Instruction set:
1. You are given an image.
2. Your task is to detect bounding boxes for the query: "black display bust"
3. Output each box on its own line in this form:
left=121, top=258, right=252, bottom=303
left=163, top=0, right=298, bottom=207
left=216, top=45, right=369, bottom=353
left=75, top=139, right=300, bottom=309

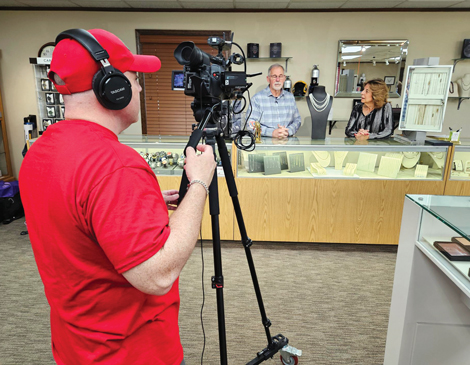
left=307, top=86, right=333, bottom=140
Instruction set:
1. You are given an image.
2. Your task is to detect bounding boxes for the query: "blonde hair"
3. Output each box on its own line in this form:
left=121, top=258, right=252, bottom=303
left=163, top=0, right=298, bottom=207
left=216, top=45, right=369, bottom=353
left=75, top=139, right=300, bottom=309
left=365, top=79, right=389, bottom=109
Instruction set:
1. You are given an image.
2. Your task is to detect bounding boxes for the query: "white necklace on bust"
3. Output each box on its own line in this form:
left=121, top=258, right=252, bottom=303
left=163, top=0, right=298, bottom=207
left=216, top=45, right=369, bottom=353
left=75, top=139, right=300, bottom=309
left=460, top=79, right=470, bottom=91
left=309, top=93, right=331, bottom=113
left=402, top=151, right=421, bottom=169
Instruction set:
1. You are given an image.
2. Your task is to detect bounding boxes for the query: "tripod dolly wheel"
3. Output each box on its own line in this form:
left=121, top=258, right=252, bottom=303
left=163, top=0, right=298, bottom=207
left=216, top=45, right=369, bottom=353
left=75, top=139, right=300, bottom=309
left=280, top=354, right=299, bottom=365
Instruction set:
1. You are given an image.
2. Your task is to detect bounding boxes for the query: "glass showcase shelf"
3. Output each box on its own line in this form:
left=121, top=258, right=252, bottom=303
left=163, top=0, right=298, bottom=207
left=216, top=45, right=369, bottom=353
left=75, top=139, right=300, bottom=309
left=409, top=194, right=470, bottom=292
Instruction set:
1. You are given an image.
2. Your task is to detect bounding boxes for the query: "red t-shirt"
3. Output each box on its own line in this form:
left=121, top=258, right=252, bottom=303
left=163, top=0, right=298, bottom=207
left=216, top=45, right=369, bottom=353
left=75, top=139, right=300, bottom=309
left=19, top=120, right=183, bottom=365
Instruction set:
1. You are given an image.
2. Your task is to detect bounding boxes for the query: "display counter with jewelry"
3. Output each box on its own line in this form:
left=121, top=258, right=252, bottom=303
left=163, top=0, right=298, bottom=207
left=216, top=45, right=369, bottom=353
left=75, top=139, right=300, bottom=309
left=119, top=135, right=234, bottom=241
left=236, top=137, right=448, bottom=181
left=233, top=137, right=451, bottom=245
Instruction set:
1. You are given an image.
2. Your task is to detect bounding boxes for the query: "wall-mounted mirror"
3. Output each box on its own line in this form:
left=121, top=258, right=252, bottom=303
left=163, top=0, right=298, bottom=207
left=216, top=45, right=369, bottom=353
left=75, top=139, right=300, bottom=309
left=335, top=40, right=409, bottom=98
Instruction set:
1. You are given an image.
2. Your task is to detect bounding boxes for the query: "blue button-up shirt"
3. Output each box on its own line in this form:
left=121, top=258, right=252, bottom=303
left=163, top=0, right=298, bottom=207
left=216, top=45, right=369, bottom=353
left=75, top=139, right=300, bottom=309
left=233, top=86, right=301, bottom=137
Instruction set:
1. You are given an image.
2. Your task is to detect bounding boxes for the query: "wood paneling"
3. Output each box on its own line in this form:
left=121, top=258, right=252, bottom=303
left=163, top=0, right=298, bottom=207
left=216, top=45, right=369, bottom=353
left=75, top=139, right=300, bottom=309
left=234, top=177, right=445, bottom=245
left=138, top=30, right=229, bottom=136
left=444, top=181, right=470, bottom=196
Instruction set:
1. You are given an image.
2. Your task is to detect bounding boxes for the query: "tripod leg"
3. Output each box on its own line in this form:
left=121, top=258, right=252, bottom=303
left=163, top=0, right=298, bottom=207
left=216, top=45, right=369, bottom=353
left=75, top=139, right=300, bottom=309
left=215, top=136, right=289, bottom=364
left=205, top=134, right=228, bottom=365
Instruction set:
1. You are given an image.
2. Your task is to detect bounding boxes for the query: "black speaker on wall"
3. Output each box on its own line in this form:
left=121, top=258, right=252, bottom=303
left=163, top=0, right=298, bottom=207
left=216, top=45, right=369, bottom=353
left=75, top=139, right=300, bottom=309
left=462, top=39, right=470, bottom=58
left=247, top=43, right=259, bottom=58
left=270, top=43, right=282, bottom=58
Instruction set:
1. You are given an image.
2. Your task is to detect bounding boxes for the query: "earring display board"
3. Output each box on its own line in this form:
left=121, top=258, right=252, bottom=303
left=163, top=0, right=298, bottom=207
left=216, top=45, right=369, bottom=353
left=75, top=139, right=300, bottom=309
left=30, top=58, right=65, bottom=132
left=378, top=156, right=402, bottom=179
left=399, top=65, right=453, bottom=132
left=357, top=152, right=378, bottom=172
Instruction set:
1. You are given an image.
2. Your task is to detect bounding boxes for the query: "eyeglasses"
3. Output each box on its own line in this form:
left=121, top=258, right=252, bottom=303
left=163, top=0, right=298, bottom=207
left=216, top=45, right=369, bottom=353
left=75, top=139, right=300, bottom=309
left=269, top=74, right=286, bottom=80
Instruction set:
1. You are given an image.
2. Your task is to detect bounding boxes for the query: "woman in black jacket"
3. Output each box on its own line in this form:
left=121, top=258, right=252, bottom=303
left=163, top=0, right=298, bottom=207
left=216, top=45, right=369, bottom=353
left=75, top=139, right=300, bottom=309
left=345, top=78, right=393, bottom=140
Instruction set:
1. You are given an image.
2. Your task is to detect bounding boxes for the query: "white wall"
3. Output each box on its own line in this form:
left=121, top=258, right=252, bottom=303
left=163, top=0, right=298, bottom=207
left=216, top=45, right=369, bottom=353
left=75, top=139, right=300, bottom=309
left=1, top=10, right=470, bottom=177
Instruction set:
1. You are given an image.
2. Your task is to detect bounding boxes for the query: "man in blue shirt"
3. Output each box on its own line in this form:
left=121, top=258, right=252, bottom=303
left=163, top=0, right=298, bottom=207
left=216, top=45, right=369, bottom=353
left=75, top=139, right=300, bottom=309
left=245, top=64, right=301, bottom=139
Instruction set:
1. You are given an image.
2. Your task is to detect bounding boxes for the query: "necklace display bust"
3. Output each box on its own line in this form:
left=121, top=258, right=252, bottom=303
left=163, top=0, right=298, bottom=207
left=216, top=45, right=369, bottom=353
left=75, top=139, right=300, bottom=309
left=307, top=85, right=333, bottom=140
left=456, top=73, right=470, bottom=98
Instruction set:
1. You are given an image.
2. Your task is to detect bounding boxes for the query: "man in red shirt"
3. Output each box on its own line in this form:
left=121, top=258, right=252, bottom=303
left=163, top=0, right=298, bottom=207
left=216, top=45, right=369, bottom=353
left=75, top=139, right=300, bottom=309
left=19, top=29, right=215, bottom=365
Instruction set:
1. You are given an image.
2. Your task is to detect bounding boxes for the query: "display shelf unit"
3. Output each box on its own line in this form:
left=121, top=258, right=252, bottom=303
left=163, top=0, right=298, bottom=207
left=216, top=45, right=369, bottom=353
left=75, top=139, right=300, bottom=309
left=385, top=194, right=470, bottom=365
left=452, top=57, right=470, bottom=71
left=119, top=135, right=234, bottom=240
left=448, top=59, right=470, bottom=109
left=30, top=57, right=65, bottom=132
left=448, top=95, right=470, bottom=110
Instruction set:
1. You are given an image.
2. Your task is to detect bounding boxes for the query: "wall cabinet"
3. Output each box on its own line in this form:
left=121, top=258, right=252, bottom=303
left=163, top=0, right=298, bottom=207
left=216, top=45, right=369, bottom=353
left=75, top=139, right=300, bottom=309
left=30, top=58, right=64, bottom=132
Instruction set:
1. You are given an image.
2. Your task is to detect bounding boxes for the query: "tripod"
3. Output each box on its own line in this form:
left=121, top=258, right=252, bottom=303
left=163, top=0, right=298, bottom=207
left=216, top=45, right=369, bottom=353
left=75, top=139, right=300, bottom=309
left=178, top=107, right=300, bottom=365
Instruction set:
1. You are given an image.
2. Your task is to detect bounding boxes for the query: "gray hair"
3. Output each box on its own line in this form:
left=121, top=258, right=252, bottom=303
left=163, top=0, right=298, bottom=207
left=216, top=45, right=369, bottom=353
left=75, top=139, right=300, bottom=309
left=268, top=64, right=284, bottom=75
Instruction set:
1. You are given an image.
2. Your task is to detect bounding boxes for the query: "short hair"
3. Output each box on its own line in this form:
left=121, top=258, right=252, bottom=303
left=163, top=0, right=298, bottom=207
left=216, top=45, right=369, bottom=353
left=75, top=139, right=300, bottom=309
left=364, top=79, right=389, bottom=109
left=268, top=64, right=284, bottom=75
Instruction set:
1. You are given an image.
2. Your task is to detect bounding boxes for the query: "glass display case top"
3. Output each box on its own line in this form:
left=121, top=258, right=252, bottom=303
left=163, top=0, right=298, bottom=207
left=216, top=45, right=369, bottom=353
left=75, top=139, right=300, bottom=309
left=407, top=194, right=470, bottom=239
left=249, top=137, right=448, bottom=152
left=118, top=135, right=191, bottom=144
left=237, top=138, right=448, bottom=180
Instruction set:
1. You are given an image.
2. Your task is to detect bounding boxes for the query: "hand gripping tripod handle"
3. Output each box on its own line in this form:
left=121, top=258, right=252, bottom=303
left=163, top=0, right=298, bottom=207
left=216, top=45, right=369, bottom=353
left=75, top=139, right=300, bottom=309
left=177, top=128, right=204, bottom=204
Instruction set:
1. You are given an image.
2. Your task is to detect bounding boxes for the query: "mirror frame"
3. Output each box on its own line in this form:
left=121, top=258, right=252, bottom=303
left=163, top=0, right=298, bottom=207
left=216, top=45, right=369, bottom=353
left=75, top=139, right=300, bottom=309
left=335, top=39, right=409, bottom=98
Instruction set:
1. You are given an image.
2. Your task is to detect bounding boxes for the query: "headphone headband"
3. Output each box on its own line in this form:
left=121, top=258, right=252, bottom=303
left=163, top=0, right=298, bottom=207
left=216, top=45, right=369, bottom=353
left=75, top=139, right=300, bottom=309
left=55, top=29, right=110, bottom=62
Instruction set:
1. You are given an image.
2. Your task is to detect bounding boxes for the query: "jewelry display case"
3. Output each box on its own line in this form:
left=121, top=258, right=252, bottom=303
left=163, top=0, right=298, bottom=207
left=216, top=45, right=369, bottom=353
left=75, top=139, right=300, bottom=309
left=449, top=140, right=470, bottom=181
left=236, top=137, right=449, bottom=181
left=119, top=135, right=232, bottom=177
left=119, top=135, right=234, bottom=241
left=233, top=137, right=450, bottom=244
left=385, top=195, right=470, bottom=364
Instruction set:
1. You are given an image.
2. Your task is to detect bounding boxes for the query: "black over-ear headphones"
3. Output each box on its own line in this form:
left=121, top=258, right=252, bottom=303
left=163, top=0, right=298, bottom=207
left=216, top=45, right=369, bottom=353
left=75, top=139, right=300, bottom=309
left=55, top=29, right=132, bottom=110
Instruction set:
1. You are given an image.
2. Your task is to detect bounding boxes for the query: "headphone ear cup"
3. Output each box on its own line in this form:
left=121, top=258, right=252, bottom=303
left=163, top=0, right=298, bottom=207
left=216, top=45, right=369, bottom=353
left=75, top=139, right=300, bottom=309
left=92, top=68, right=132, bottom=110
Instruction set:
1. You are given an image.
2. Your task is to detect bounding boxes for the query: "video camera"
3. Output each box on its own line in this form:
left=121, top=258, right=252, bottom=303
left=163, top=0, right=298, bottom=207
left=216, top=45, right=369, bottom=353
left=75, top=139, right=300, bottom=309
left=174, top=35, right=258, bottom=142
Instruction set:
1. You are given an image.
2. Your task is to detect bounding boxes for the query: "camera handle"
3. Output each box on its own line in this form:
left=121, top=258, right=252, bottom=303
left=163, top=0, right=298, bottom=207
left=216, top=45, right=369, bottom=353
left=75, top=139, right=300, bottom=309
left=178, top=122, right=297, bottom=364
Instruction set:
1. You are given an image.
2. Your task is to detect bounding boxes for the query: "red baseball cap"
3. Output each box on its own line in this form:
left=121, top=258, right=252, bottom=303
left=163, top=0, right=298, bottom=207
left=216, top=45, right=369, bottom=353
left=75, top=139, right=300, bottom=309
left=49, top=29, right=161, bottom=95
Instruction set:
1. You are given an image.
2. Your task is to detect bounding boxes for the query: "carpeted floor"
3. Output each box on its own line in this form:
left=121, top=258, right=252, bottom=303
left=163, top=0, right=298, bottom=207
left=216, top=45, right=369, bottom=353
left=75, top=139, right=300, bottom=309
left=0, top=218, right=397, bottom=364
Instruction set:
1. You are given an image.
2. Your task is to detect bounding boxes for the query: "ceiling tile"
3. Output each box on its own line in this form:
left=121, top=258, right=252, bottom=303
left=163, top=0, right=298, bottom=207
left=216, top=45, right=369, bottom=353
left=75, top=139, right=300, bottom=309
left=396, top=0, right=461, bottom=7
left=72, top=0, right=131, bottom=7
left=259, top=2, right=289, bottom=8
left=342, top=1, right=403, bottom=7
left=0, top=0, right=29, bottom=6
left=288, top=1, right=347, bottom=8
left=234, top=2, right=261, bottom=8
left=450, top=1, right=470, bottom=6
left=18, top=0, right=79, bottom=6
left=125, top=1, right=182, bottom=7
left=179, top=2, right=234, bottom=8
